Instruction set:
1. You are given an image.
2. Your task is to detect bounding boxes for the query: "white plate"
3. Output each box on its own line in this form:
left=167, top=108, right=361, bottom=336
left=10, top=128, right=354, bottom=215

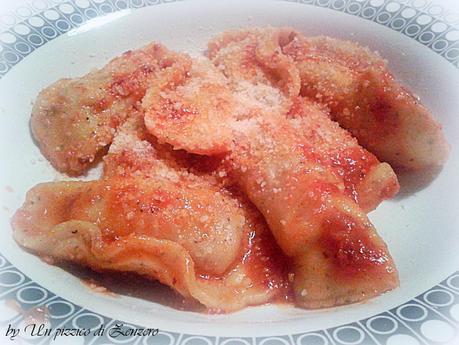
left=0, top=0, right=458, bottom=344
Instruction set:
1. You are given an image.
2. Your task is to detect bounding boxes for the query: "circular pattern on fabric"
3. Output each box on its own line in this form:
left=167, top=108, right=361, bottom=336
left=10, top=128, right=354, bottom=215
left=0, top=32, right=17, bottom=44
left=56, top=19, right=71, bottom=31
left=0, top=270, right=25, bottom=287
left=41, top=26, right=58, bottom=39
left=396, top=304, right=428, bottom=322
left=346, top=3, right=361, bottom=15
left=386, top=334, right=420, bottom=345
left=447, top=274, right=459, bottom=289
left=362, top=7, right=377, bottom=19
left=296, top=333, right=329, bottom=345
left=115, top=1, right=129, bottom=10
left=131, top=0, right=146, bottom=8
left=420, top=319, right=455, bottom=343
left=70, top=13, right=84, bottom=25
left=431, top=22, right=447, bottom=33
left=28, top=16, right=45, bottom=28
left=370, top=0, right=384, bottom=7
left=391, top=18, right=407, bottom=30
left=417, top=14, right=432, bottom=25
left=72, top=312, right=104, bottom=331
left=424, top=289, right=454, bottom=307
left=182, top=336, right=214, bottom=345
left=1, top=51, right=19, bottom=65
left=366, top=316, right=398, bottom=335
left=44, top=10, right=60, bottom=21
left=32, top=0, right=48, bottom=10
left=84, top=8, right=98, bottom=19
left=57, top=337, right=85, bottom=345
left=332, top=326, right=365, bottom=345
left=15, top=42, right=32, bottom=55
left=75, top=0, right=90, bottom=9
left=405, top=24, right=421, bottom=36
left=1, top=51, right=19, bottom=63
left=258, top=338, right=291, bottom=345
left=16, top=286, right=48, bottom=304
left=377, top=12, right=392, bottom=24
left=419, top=31, right=434, bottom=43
left=14, top=24, right=31, bottom=36
left=28, top=33, right=44, bottom=46
left=46, top=300, right=76, bottom=319
left=447, top=48, right=459, bottom=60
left=60, top=4, right=76, bottom=14
left=146, top=0, right=161, bottom=5
left=401, top=8, right=417, bottom=19
left=428, top=5, right=443, bottom=16
left=100, top=4, right=114, bottom=14
left=432, top=39, right=448, bottom=51
left=412, top=0, right=427, bottom=9
left=386, top=2, right=401, bottom=13
left=0, top=0, right=457, bottom=76
left=16, top=7, right=33, bottom=18
left=332, top=0, right=346, bottom=10
left=143, top=332, right=175, bottom=345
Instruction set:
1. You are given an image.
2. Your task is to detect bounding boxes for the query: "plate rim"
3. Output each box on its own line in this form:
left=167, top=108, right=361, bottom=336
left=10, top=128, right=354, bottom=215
left=0, top=0, right=458, bottom=344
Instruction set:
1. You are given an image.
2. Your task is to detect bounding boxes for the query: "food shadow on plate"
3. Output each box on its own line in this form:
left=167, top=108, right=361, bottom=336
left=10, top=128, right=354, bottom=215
left=394, top=165, right=444, bottom=199
left=57, top=262, right=205, bottom=313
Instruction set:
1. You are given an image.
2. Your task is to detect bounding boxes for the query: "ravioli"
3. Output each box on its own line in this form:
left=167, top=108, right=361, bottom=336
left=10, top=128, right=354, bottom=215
left=206, top=28, right=399, bottom=211
left=13, top=119, right=289, bottom=312
left=31, top=43, right=183, bottom=175
left=282, top=35, right=450, bottom=170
